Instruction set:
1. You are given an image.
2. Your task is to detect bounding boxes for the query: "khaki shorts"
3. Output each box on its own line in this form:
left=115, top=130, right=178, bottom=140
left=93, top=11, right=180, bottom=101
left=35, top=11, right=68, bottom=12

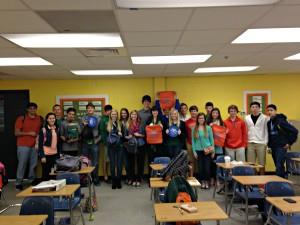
left=186, top=142, right=194, bottom=163
left=247, top=143, right=266, bottom=166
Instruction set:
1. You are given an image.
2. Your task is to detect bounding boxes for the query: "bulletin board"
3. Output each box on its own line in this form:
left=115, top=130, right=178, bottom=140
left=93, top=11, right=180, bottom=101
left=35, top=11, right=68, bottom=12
left=56, top=95, right=108, bottom=120
left=243, top=90, right=271, bottom=115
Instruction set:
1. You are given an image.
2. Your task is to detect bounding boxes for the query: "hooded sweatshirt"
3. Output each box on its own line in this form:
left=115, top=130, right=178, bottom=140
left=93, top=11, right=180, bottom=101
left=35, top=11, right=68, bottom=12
left=224, top=116, right=247, bottom=149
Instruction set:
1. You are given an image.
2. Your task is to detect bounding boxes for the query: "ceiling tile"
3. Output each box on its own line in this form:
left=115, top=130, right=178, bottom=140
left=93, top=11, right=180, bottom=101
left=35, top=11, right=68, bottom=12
left=262, top=43, right=300, bottom=53
left=187, top=6, right=272, bottom=30
left=0, top=47, right=36, bottom=57
left=0, top=37, right=18, bottom=48
left=179, top=29, right=243, bottom=45
left=174, top=45, right=224, bottom=54
left=116, top=9, right=192, bottom=31
left=203, top=52, right=257, bottom=66
left=133, top=65, right=165, bottom=74
left=217, top=43, right=271, bottom=54
left=279, top=0, right=300, bottom=5
left=0, top=11, right=56, bottom=33
left=240, top=52, right=289, bottom=65
left=0, top=0, right=28, bottom=10
left=23, top=0, right=112, bottom=10
left=45, top=56, right=93, bottom=69
left=128, top=46, right=174, bottom=56
left=252, top=5, right=300, bottom=27
left=123, top=31, right=181, bottom=46
left=164, top=64, right=200, bottom=74
left=88, top=56, right=132, bottom=67
left=30, top=49, right=83, bottom=57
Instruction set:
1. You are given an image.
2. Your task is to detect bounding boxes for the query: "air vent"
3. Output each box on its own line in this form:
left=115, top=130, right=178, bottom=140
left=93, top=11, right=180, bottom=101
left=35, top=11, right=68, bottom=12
left=80, top=48, right=127, bottom=57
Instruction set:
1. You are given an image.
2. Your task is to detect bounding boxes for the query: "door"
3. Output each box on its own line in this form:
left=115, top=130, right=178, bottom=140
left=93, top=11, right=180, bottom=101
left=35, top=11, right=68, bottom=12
left=0, top=90, right=29, bottom=178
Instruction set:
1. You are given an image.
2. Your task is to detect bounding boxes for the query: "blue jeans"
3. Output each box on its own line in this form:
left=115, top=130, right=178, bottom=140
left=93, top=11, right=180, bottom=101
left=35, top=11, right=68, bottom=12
left=16, top=146, right=37, bottom=185
left=82, top=143, right=99, bottom=180
left=122, top=146, right=129, bottom=179
left=271, top=146, right=287, bottom=178
left=108, top=144, right=123, bottom=179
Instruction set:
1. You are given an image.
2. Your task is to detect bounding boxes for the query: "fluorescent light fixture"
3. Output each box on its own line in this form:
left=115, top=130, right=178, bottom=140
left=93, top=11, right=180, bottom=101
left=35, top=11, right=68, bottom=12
left=1, top=33, right=123, bottom=48
left=116, top=0, right=278, bottom=8
left=284, top=53, right=300, bottom=60
left=71, top=70, right=133, bottom=76
left=131, top=55, right=211, bottom=64
left=0, top=57, right=52, bottom=66
left=232, top=28, right=300, bottom=44
left=194, top=66, right=259, bottom=73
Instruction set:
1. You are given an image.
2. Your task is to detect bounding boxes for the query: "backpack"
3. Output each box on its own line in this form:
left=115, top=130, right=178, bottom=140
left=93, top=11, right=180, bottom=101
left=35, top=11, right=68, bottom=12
left=81, top=125, right=94, bottom=140
left=161, top=151, right=189, bottom=180
left=79, top=156, right=91, bottom=186
left=176, top=192, right=199, bottom=225
left=35, top=127, right=46, bottom=151
left=277, top=123, right=299, bottom=146
left=0, top=162, right=8, bottom=190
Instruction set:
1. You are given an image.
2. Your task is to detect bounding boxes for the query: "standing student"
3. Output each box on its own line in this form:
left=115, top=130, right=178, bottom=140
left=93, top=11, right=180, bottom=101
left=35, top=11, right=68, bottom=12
left=119, top=108, right=130, bottom=184
left=60, top=107, right=81, bottom=156
left=267, top=104, right=298, bottom=178
left=224, top=105, right=247, bottom=161
left=165, top=109, right=186, bottom=159
left=39, top=113, right=60, bottom=181
left=192, top=113, right=214, bottom=189
left=205, top=102, right=214, bottom=123
left=14, top=102, right=43, bottom=190
left=127, top=110, right=145, bottom=187
left=81, top=103, right=101, bottom=185
left=185, top=105, right=199, bottom=172
left=52, top=104, right=63, bottom=128
left=99, top=104, right=112, bottom=182
left=245, top=102, right=268, bottom=174
left=179, top=103, right=190, bottom=122
left=107, top=109, right=123, bottom=189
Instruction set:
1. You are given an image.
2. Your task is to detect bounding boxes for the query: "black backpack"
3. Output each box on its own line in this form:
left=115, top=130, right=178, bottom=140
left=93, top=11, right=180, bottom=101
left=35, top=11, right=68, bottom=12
left=278, top=123, right=299, bottom=146
left=81, top=125, right=94, bottom=140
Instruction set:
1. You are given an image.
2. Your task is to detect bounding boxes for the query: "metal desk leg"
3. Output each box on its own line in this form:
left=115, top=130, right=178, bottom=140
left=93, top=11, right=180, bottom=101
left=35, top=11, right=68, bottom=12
left=69, top=196, right=73, bottom=225
left=216, top=220, right=220, bottom=225
left=287, top=214, right=291, bottom=225
left=88, top=174, right=94, bottom=221
left=194, top=187, right=198, bottom=200
left=224, top=172, right=228, bottom=213
left=0, top=203, right=21, bottom=214
left=264, top=205, right=273, bottom=225
left=228, top=182, right=237, bottom=216
left=245, top=186, right=249, bottom=225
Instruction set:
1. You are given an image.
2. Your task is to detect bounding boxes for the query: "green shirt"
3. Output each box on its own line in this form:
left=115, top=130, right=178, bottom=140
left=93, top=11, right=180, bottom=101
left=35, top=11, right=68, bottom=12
left=99, top=115, right=109, bottom=144
left=192, top=126, right=214, bottom=152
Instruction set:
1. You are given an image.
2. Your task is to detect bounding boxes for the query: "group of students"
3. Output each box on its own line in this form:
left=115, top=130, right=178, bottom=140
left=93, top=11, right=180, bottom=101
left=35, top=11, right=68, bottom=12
left=14, top=94, right=298, bottom=191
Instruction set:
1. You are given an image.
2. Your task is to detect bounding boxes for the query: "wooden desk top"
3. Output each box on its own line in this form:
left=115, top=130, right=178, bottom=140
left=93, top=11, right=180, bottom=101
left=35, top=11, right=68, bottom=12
left=232, top=175, right=291, bottom=186
left=154, top=201, right=228, bottom=222
left=16, top=184, right=80, bottom=198
left=150, top=177, right=200, bottom=188
left=50, top=166, right=95, bottom=176
left=150, top=164, right=166, bottom=171
left=266, top=196, right=300, bottom=214
left=0, top=215, right=48, bottom=225
left=216, top=162, right=263, bottom=169
left=291, top=158, right=300, bottom=163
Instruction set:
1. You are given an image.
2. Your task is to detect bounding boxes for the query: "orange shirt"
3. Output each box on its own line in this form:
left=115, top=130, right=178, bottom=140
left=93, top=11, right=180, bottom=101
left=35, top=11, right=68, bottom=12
left=185, top=118, right=197, bottom=145
left=15, top=115, right=42, bottom=147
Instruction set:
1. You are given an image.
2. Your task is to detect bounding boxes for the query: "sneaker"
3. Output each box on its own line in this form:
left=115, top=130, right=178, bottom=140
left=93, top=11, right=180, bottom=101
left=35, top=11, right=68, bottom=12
left=15, top=184, right=23, bottom=191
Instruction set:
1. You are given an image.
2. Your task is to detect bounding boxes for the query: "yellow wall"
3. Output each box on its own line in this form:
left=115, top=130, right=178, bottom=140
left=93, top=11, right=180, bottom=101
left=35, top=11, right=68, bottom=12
left=1, top=73, right=300, bottom=172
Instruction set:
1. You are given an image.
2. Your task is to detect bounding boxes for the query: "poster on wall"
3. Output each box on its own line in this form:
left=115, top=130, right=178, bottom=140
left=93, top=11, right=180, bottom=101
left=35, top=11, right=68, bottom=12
left=243, top=90, right=271, bottom=115
left=56, top=95, right=108, bottom=120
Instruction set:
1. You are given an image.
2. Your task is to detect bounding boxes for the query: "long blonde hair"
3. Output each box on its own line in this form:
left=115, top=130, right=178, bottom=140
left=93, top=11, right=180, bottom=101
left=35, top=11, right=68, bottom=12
left=194, top=113, right=208, bottom=139
left=169, top=109, right=180, bottom=127
left=107, top=109, right=121, bottom=133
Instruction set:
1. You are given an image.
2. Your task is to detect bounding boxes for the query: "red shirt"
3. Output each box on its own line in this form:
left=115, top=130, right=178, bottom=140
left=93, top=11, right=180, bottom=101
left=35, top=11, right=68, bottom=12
left=224, top=117, right=247, bottom=149
left=15, top=115, right=42, bottom=147
left=185, top=118, right=197, bottom=145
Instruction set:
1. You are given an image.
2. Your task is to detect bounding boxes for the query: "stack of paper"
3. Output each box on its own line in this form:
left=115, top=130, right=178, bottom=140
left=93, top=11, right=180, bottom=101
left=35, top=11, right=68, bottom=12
left=32, top=179, right=66, bottom=192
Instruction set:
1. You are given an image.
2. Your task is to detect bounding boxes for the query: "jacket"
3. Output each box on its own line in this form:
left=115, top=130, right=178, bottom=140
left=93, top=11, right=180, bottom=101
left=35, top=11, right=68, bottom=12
left=38, top=126, right=60, bottom=158
left=245, top=114, right=269, bottom=145
left=224, top=117, right=247, bottom=148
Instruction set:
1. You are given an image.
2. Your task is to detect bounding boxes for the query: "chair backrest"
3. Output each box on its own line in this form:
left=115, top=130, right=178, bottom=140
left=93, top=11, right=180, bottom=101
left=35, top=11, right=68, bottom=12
left=265, top=181, right=295, bottom=197
left=286, top=151, right=300, bottom=174
left=57, top=172, right=81, bottom=197
left=20, top=196, right=54, bottom=225
left=232, top=166, right=255, bottom=176
left=153, top=157, right=171, bottom=165
left=215, top=155, right=229, bottom=178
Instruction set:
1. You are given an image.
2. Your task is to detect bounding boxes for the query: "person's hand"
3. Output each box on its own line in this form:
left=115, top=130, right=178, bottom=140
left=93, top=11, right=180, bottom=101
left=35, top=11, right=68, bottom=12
left=41, top=157, right=46, bottom=163
left=28, top=131, right=36, bottom=136
left=166, top=129, right=169, bottom=134
left=211, top=153, right=215, bottom=159
left=118, top=131, right=122, bottom=136
left=284, top=144, right=290, bottom=149
left=193, top=152, right=198, bottom=159
left=177, top=129, right=181, bottom=135
left=134, top=132, right=139, bottom=137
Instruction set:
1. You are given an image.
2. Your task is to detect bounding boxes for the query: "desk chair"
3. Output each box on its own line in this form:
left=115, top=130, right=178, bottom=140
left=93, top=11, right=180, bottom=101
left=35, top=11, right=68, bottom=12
left=286, top=152, right=300, bottom=177
left=20, top=196, right=54, bottom=225
left=228, top=166, right=265, bottom=217
left=213, top=155, right=232, bottom=198
left=264, top=181, right=300, bottom=225
left=55, top=172, right=85, bottom=225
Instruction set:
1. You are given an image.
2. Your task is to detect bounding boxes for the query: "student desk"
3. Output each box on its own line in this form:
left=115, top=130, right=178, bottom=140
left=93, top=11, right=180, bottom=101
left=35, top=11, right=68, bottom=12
left=230, top=175, right=291, bottom=225
left=154, top=201, right=228, bottom=225
left=0, top=215, right=48, bottom=225
left=17, top=184, right=80, bottom=225
left=150, top=177, right=201, bottom=202
left=150, top=164, right=166, bottom=171
left=50, top=166, right=96, bottom=221
left=291, top=158, right=300, bottom=163
left=214, top=162, right=263, bottom=212
left=265, top=196, right=300, bottom=225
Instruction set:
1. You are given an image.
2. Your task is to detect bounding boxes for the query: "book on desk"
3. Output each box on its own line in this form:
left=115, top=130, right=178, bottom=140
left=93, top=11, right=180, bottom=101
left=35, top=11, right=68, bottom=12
left=32, top=179, right=66, bottom=192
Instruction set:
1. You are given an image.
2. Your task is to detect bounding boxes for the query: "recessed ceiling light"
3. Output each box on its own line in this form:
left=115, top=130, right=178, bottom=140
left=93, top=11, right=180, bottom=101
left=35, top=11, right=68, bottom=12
left=71, top=70, right=133, bottom=75
left=194, top=66, right=259, bottom=73
left=284, top=53, right=300, bottom=60
left=1, top=33, right=123, bottom=48
left=131, top=55, right=211, bottom=64
left=0, top=57, right=52, bottom=66
left=232, top=28, right=300, bottom=44
left=115, top=0, right=278, bottom=8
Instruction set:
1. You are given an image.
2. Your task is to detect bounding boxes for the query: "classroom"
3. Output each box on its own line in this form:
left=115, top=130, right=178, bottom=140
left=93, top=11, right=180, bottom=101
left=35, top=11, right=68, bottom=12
left=1, top=1, right=300, bottom=225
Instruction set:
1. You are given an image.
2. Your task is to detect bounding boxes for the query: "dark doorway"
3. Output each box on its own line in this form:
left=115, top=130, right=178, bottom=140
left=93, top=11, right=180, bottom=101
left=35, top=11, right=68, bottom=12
left=0, top=90, right=29, bottom=178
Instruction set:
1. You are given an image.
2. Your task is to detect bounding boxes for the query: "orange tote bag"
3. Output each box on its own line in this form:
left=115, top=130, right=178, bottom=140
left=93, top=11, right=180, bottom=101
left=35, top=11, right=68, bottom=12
left=158, top=91, right=176, bottom=110
left=211, top=124, right=226, bottom=147
left=146, top=125, right=163, bottom=144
